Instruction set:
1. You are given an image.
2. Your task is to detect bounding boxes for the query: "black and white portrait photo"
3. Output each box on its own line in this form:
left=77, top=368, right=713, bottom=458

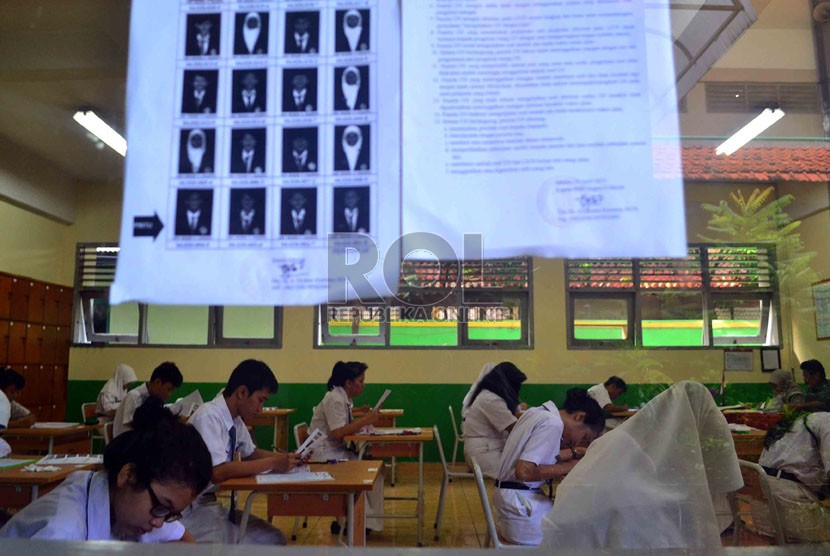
left=175, top=189, right=214, bottom=236
left=281, top=68, right=317, bottom=113
left=335, top=9, right=370, bottom=53
left=281, top=127, right=318, bottom=173
left=333, top=186, right=370, bottom=233
left=185, top=13, right=221, bottom=56
left=181, top=70, right=218, bottom=114
left=234, top=12, right=269, bottom=55
left=228, top=188, right=266, bottom=236
left=334, top=65, right=369, bottom=111
left=334, top=125, right=370, bottom=172
left=280, top=187, right=317, bottom=236
left=231, top=69, right=267, bottom=114
left=178, top=128, right=215, bottom=174
left=230, top=128, right=266, bottom=174
left=284, top=11, right=319, bottom=54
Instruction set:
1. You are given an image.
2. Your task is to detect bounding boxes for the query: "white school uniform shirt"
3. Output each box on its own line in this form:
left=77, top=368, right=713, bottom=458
left=113, top=383, right=150, bottom=438
left=587, top=383, right=612, bottom=409
left=188, top=392, right=256, bottom=491
left=462, top=390, right=517, bottom=478
left=493, top=401, right=563, bottom=545
left=0, top=389, right=10, bottom=456
left=760, top=412, right=830, bottom=491
left=309, top=386, right=353, bottom=461
left=0, top=470, right=184, bottom=542
left=97, top=364, right=137, bottom=416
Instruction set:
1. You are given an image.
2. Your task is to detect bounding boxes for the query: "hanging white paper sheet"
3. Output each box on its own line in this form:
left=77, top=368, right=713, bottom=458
left=402, top=0, right=686, bottom=259
left=112, top=1, right=401, bottom=306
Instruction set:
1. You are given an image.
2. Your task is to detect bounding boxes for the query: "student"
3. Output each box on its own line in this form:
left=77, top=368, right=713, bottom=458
left=462, top=362, right=527, bottom=478
left=0, top=380, right=10, bottom=456
left=493, top=388, right=605, bottom=546
left=765, top=369, right=805, bottom=411
left=0, top=398, right=212, bottom=541
left=587, top=376, right=629, bottom=413
left=788, top=359, right=830, bottom=412
left=96, top=363, right=139, bottom=421
left=541, top=381, right=742, bottom=550
left=754, top=410, right=830, bottom=542
left=309, top=361, right=384, bottom=532
left=113, top=362, right=183, bottom=438
left=183, top=359, right=300, bottom=544
left=0, top=367, right=36, bottom=428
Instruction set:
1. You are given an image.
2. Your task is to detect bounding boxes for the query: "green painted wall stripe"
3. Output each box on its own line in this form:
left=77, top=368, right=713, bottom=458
left=68, top=380, right=773, bottom=462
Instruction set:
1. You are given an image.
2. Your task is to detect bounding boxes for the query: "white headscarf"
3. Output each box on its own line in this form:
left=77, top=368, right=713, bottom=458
left=541, top=381, right=742, bottom=550
left=461, top=363, right=496, bottom=418
left=101, top=364, right=137, bottom=401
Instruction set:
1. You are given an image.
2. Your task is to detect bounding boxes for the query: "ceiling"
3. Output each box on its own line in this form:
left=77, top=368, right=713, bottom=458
left=0, top=0, right=809, bottom=184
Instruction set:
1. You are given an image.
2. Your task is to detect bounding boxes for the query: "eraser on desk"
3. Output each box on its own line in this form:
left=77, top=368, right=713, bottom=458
left=368, top=467, right=378, bottom=472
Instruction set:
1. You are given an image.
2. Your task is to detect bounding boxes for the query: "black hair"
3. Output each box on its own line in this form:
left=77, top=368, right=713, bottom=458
left=103, top=397, right=212, bottom=495
left=0, top=367, right=25, bottom=391
left=604, top=376, right=627, bottom=392
left=327, top=361, right=368, bottom=391
left=470, top=362, right=527, bottom=414
left=223, top=359, right=278, bottom=398
left=763, top=411, right=817, bottom=449
left=563, top=387, right=606, bottom=435
left=800, top=359, right=826, bottom=380
left=150, top=362, right=183, bottom=388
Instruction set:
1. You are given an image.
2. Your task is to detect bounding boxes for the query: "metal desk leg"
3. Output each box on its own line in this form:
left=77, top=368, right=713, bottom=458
left=237, top=491, right=263, bottom=544
left=347, top=492, right=354, bottom=547
left=47, top=436, right=54, bottom=454
left=417, top=441, right=424, bottom=546
left=390, top=418, right=397, bottom=486
left=31, top=485, right=39, bottom=500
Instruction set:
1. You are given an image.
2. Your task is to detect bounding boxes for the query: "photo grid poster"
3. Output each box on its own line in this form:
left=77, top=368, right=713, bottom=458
left=112, top=0, right=401, bottom=306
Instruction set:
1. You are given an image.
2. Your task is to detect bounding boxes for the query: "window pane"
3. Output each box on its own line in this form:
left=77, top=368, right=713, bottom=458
left=222, top=306, right=274, bottom=339
left=467, top=304, right=522, bottom=341
left=326, top=306, right=382, bottom=336
left=711, top=298, right=765, bottom=345
left=573, top=298, right=629, bottom=340
left=388, top=297, right=458, bottom=346
left=640, top=292, right=704, bottom=347
left=145, top=305, right=209, bottom=345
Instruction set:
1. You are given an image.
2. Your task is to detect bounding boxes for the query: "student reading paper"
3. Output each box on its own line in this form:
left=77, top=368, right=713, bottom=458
left=310, top=361, right=384, bottom=532
left=0, top=398, right=211, bottom=542
left=96, top=364, right=138, bottom=421
left=183, top=359, right=302, bottom=544
left=113, top=362, right=183, bottom=438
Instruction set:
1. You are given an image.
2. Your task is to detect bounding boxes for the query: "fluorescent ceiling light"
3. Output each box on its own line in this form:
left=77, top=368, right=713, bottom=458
left=715, top=108, right=785, bottom=156
left=73, top=110, right=127, bottom=157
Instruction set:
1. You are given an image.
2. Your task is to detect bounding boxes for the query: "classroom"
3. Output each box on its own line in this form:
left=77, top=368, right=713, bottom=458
left=1, top=0, right=829, bottom=553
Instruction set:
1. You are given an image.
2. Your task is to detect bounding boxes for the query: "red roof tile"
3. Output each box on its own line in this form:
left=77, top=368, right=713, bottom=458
left=678, top=146, right=830, bottom=183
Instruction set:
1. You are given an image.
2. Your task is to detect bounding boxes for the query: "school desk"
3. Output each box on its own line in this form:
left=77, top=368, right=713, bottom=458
left=351, top=408, right=405, bottom=484
left=217, top=460, right=382, bottom=547
left=2, top=423, right=103, bottom=455
left=344, top=427, right=434, bottom=546
left=0, top=456, right=99, bottom=509
left=248, top=408, right=296, bottom=451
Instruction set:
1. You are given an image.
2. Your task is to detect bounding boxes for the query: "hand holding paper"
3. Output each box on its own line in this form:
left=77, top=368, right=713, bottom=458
left=296, top=427, right=327, bottom=460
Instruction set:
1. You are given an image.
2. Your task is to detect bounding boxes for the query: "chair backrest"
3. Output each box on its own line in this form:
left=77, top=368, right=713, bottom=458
left=472, top=456, right=503, bottom=549
left=737, top=459, right=787, bottom=545
left=449, top=405, right=461, bottom=439
left=294, top=422, right=309, bottom=449
left=81, top=402, right=97, bottom=421
left=103, top=422, right=114, bottom=445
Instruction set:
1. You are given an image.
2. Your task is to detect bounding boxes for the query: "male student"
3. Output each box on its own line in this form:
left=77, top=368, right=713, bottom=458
left=587, top=376, right=629, bottom=413
left=112, top=362, right=183, bottom=438
left=183, top=359, right=300, bottom=544
left=0, top=368, right=36, bottom=428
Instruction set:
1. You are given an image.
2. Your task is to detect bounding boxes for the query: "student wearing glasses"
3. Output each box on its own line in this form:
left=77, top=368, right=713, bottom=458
left=0, top=398, right=212, bottom=541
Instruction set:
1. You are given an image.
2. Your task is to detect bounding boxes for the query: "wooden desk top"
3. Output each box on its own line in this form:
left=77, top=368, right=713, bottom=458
left=609, top=410, right=638, bottom=418
left=0, top=457, right=98, bottom=486
left=2, top=424, right=102, bottom=437
left=352, top=409, right=404, bottom=418
left=344, top=428, right=433, bottom=443
left=217, top=460, right=382, bottom=493
left=257, top=408, right=296, bottom=416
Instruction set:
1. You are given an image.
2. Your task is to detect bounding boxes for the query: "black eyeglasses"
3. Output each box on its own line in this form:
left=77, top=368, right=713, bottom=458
left=146, top=484, right=183, bottom=523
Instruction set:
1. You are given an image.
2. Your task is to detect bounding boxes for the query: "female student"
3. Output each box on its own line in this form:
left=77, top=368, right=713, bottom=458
left=96, top=363, right=138, bottom=420
left=765, top=369, right=805, bottom=411
left=493, top=388, right=604, bottom=545
left=541, top=381, right=742, bottom=550
left=755, top=410, right=830, bottom=542
left=310, top=361, right=384, bottom=532
left=462, top=362, right=527, bottom=478
left=1, top=399, right=212, bottom=541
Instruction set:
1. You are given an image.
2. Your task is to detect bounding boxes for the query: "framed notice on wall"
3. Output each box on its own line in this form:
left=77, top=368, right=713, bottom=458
left=724, top=349, right=754, bottom=372
left=813, top=279, right=830, bottom=340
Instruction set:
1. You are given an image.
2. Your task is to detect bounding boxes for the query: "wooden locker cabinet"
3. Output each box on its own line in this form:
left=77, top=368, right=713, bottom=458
left=0, top=272, right=72, bottom=422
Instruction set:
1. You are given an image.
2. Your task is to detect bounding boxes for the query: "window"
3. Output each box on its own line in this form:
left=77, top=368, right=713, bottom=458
left=316, top=258, right=533, bottom=348
left=73, top=243, right=282, bottom=347
left=566, top=245, right=780, bottom=348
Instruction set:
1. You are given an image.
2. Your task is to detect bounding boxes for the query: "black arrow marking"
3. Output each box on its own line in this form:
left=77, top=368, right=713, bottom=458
left=133, top=212, right=164, bottom=240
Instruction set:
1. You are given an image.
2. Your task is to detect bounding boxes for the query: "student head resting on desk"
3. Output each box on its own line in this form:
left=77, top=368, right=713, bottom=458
left=541, top=381, right=741, bottom=550
left=0, top=397, right=212, bottom=542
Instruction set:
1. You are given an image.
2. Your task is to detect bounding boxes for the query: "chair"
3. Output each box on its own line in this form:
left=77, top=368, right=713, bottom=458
left=433, top=425, right=474, bottom=540
left=471, top=457, right=528, bottom=549
left=81, top=402, right=106, bottom=449
left=448, top=405, right=464, bottom=466
left=731, top=459, right=786, bottom=545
